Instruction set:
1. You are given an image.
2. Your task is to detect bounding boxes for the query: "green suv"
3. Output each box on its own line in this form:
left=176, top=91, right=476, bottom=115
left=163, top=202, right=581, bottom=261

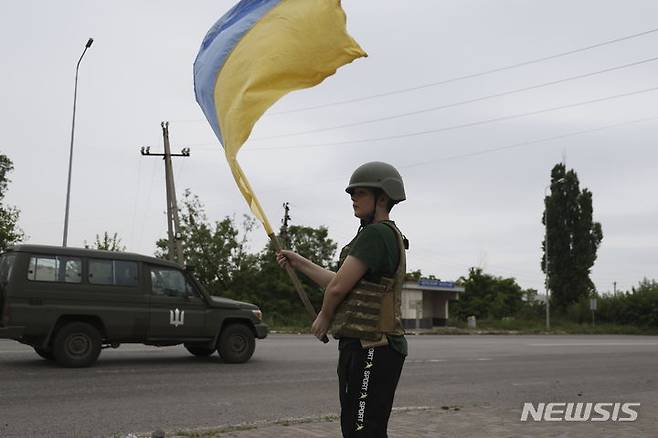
left=0, top=245, right=268, bottom=367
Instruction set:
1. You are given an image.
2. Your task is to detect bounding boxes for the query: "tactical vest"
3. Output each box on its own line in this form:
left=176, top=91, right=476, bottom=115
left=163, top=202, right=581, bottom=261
left=330, top=221, right=406, bottom=341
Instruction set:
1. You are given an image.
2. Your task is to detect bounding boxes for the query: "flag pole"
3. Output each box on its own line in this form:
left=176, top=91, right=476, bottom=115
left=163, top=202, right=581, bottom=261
left=268, top=233, right=329, bottom=343
left=231, top=160, right=329, bottom=343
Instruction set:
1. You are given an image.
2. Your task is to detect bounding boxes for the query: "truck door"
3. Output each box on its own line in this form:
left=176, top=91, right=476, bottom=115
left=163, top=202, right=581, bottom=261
left=147, top=265, right=207, bottom=340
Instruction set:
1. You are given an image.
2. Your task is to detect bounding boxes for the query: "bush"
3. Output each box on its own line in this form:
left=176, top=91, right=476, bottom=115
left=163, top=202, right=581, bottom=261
left=596, top=279, right=658, bottom=328
left=514, top=302, right=546, bottom=320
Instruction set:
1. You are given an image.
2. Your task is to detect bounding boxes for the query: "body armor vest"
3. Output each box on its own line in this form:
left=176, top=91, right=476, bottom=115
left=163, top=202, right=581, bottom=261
left=330, top=221, right=406, bottom=341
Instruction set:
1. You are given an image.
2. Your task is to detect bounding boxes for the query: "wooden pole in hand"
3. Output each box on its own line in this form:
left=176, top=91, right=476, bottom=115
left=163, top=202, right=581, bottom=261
left=269, top=233, right=329, bottom=343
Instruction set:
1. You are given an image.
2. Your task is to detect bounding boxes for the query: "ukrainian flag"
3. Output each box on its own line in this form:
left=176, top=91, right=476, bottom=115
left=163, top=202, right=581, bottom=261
left=194, top=0, right=366, bottom=234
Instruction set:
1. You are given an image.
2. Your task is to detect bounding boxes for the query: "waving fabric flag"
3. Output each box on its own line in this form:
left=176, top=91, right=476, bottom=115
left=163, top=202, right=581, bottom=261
left=194, top=0, right=366, bottom=235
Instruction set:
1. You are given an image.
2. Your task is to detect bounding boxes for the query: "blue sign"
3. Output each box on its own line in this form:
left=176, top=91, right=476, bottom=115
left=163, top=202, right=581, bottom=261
left=418, top=279, right=455, bottom=289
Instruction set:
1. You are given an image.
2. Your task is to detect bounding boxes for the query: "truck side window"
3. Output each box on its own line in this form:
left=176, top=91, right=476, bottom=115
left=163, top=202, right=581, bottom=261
left=115, top=261, right=139, bottom=286
left=89, top=260, right=113, bottom=285
left=27, top=256, right=82, bottom=283
left=89, top=259, right=138, bottom=287
left=150, top=267, right=197, bottom=297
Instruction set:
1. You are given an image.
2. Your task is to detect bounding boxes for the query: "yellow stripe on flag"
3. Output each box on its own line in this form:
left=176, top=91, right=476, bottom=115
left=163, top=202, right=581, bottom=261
left=227, top=158, right=274, bottom=235
left=213, top=0, right=365, bottom=234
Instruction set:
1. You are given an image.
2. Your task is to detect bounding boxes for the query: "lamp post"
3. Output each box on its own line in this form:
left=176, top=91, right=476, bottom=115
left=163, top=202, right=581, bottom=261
left=543, top=177, right=565, bottom=330
left=63, top=38, right=94, bottom=247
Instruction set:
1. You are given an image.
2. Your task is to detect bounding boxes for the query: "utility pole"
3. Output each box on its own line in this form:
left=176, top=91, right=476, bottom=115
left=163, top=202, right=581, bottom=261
left=281, top=202, right=291, bottom=248
left=141, top=122, right=190, bottom=265
left=613, top=281, right=617, bottom=295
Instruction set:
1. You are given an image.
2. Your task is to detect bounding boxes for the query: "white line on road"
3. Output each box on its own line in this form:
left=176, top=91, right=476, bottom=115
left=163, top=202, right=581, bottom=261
left=527, top=343, right=658, bottom=347
left=476, top=358, right=492, bottom=361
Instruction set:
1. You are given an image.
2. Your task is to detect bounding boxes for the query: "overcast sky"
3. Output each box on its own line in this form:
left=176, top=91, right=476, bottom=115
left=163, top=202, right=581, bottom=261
left=2, top=0, right=657, bottom=295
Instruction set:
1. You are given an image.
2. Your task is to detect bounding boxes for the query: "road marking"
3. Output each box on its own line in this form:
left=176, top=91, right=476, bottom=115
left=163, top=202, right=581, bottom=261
left=407, top=359, right=447, bottom=364
left=528, top=343, right=658, bottom=347
left=476, top=358, right=492, bottom=361
left=392, top=406, right=432, bottom=412
left=512, top=381, right=547, bottom=386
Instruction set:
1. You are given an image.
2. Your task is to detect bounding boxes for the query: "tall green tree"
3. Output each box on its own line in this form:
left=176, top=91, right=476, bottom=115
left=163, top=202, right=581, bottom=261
left=0, top=154, right=23, bottom=251
left=542, top=163, right=603, bottom=312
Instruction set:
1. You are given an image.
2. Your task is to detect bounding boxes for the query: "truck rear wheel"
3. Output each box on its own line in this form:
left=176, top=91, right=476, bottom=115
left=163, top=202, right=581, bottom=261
left=34, top=345, right=54, bottom=360
left=184, top=344, right=215, bottom=357
left=53, top=322, right=102, bottom=368
left=217, top=323, right=255, bottom=363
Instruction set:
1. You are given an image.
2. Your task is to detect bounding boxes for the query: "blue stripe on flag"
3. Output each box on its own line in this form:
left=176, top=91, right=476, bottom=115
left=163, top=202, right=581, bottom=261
left=193, top=0, right=282, bottom=144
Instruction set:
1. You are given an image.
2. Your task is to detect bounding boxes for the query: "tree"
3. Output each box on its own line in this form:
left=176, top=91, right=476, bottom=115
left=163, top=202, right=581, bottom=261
left=0, top=154, right=23, bottom=251
left=256, top=224, right=338, bottom=325
left=453, top=267, right=526, bottom=319
left=404, top=270, right=439, bottom=281
left=542, top=163, right=603, bottom=312
left=90, top=232, right=126, bottom=251
left=155, top=190, right=258, bottom=299
left=154, top=191, right=339, bottom=326
left=405, top=270, right=423, bottom=282
left=595, top=278, right=658, bottom=328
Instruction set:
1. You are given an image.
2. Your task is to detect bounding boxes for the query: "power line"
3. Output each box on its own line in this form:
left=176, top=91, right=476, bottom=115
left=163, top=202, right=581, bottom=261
left=254, top=56, right=658, bottom=140
left=400, top=116, right=658, bottom=169
left=171, top=26, right=658, bottom=125
left=128, top=156, right=143, bottom=249
left=257, top=115, right=658, bottom=194
left=271, top=26, right=658, bottom=114
left=136, top=159, right=159, bottom=250
left=251, top=85, right=658, bottom=151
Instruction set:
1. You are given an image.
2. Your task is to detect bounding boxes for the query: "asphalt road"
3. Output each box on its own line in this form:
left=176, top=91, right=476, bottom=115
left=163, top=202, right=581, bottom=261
left=0, top=334, right=657, bottom=437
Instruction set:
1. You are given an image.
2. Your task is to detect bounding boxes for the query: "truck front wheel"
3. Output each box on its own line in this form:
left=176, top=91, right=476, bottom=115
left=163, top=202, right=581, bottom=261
left=217, top=323, right=255, bottom=363
left=53, top=322, right=102, bottom=368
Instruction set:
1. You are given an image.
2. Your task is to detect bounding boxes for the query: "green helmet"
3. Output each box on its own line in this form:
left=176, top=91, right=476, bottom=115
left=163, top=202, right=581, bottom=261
left=345, top=161, right=406, bottom=202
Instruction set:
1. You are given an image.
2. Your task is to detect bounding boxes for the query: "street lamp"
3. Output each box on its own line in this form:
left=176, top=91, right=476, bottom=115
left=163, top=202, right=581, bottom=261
left=63, top=38, right=94, bottom=247
left=543, top=177, right=565, bottom=330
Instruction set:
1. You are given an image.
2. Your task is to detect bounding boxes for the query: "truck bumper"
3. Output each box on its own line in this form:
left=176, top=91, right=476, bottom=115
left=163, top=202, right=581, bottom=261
left=254, top=322, right=268, bottom=339
left=0, top=326, right=25, bottom=339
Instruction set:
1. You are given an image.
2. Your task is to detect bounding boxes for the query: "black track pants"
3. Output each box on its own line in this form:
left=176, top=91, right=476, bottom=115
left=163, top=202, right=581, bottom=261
left=337, top=344, right=405, bottom=438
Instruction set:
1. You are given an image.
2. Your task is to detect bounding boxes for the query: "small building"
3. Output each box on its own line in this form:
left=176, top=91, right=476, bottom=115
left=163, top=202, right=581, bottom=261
left=401, top=279, right=464, bottom=329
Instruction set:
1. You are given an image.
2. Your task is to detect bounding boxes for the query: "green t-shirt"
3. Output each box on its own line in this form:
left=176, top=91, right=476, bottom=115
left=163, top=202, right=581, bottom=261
left=338, top=221, right=408, bottom=356
left=349, top=223, right=400, bottom=283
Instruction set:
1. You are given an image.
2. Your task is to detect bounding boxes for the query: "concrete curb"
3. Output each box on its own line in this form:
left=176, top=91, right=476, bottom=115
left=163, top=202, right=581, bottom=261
left=126, top=406, right=433, bottom=438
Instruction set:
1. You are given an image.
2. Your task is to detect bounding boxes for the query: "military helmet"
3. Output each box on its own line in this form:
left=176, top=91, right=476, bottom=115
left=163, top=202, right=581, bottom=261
left=345, top=161, right=406, bottom=202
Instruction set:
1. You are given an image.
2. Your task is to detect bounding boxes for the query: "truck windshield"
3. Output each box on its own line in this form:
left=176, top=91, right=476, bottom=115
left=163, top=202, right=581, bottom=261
left=0, top=253, right=16, bottom=284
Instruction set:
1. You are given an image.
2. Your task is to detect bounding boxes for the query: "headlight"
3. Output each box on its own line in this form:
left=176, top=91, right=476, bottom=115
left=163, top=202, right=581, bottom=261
left=252, top=309, right=262, bottom=321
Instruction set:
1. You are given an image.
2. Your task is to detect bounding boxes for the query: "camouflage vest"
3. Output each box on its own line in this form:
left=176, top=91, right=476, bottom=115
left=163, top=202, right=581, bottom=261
left=330, top=221, right=406, bottom=341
